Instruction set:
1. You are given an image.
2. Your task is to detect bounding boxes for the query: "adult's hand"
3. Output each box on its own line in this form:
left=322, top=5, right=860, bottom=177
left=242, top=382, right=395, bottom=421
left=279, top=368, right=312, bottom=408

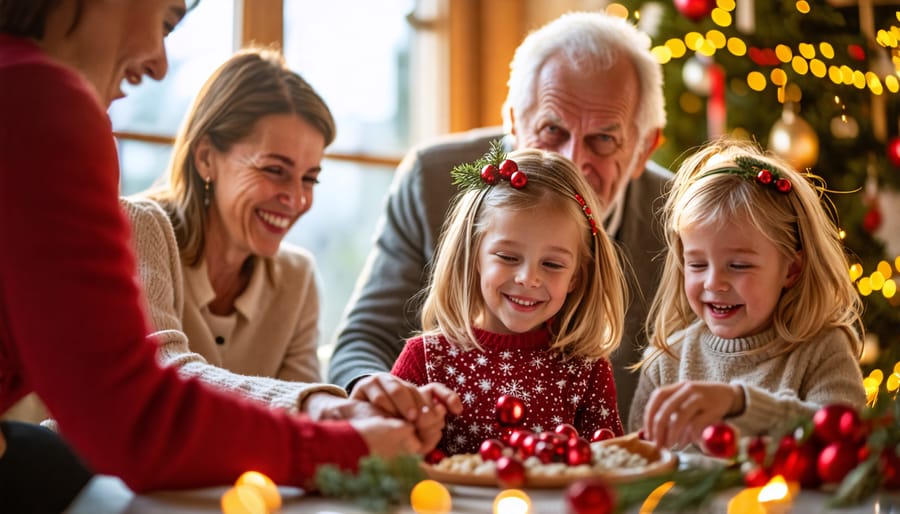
left=302, top=391, right=392, bottom=421
left=349, top=417, right=423, bottom=458
left=350, top=374, right=463, bottom=451
left=642, top=381, right=743, bottom=449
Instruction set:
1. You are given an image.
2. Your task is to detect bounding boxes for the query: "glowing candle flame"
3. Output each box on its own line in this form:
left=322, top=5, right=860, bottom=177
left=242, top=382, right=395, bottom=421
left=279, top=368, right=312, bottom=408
left=493, top=489, right=531, bottom=514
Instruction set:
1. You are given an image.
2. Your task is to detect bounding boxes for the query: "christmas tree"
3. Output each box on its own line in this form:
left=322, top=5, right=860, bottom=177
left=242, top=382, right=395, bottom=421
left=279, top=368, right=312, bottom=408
left=616, top=0, right=900, bottom=370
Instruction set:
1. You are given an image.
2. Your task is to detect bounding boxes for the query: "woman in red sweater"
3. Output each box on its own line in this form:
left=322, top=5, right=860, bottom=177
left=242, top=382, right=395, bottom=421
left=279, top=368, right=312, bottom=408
left=0, top=0, right=428, bottom=510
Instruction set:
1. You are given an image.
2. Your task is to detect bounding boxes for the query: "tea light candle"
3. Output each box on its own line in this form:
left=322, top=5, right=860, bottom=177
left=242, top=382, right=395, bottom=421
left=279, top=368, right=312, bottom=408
left=221, top=484, right=268, bottom=514
left=236, top=470, right=281, bottom=511
left=493, top=489, right=531, bottom=514
left=410, top=479, right=452, bottom=514
left=757, top=475, right=795, bottom=514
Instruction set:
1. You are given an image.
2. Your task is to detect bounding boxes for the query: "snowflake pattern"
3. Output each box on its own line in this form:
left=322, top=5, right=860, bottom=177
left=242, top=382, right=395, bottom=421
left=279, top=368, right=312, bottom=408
left=407, top=331, right=623, bottom=455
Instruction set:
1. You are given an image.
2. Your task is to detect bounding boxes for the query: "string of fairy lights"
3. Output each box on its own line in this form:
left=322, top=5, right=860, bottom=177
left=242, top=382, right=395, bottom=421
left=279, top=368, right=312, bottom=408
left=603, top=0, right=900, bottom=304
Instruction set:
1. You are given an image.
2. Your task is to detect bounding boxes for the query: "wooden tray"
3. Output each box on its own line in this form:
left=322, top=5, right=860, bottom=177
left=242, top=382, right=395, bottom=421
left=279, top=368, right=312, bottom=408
left=420, top=433, right=677, bottom=489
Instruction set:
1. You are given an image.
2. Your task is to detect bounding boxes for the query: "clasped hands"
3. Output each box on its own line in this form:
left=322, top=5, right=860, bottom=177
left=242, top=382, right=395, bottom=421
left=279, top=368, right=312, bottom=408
left=302, top=373, right=462, bottom=459
left=641, top=380, right=745, bottom=450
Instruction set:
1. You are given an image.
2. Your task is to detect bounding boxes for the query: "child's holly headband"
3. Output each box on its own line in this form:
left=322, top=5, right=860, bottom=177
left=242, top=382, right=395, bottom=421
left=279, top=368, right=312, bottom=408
left=450, top=140, right=599, bottom=236
left=701, top=155, right=793, bottom=194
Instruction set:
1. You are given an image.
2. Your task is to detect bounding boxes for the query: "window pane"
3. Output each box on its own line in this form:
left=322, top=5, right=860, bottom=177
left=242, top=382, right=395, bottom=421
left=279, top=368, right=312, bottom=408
left=284, top=160, right=394, bottom=363
left=117, top=141, right=173, bottom=195
left=283, top=0, right=415, bottom=158
left=109, top=0, right=235, bottom=137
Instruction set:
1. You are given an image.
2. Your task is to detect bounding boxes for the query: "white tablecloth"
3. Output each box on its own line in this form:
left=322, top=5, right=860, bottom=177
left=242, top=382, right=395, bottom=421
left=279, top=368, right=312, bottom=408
left=65, top=475, right=900, bottom=514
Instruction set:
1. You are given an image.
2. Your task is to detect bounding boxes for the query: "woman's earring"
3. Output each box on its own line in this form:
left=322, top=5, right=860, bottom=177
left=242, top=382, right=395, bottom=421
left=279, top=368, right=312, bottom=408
left=203, top=176, right=212, bottom=207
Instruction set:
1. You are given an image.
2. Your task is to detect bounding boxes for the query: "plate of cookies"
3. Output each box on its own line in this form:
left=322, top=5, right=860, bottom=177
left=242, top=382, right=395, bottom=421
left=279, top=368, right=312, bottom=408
left=421, top=432, right=677, bottom=489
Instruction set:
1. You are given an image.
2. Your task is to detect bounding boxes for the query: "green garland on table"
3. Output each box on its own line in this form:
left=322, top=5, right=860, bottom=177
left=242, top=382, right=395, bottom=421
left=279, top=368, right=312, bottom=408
left=612, top=387, right=899, bottom=513
left=314, top=454, right=425, bottom=513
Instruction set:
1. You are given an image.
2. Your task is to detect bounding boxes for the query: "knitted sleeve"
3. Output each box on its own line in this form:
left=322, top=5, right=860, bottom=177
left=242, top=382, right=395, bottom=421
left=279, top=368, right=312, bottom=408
left=390, top=336, right=428, bottom=386
left=0, top=51, right=367, bottom=491
left=122, top=197, right=346, bottom=413
left=628, top=352, right=665, bottom=433
left=733, top=329, right=866, bottom=435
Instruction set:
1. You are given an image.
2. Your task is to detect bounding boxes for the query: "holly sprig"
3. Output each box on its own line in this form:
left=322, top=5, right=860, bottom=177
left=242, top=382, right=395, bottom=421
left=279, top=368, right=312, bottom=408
left=314, top=454, right=425, bottom=513
left=450, top=139, right=507, bottom=191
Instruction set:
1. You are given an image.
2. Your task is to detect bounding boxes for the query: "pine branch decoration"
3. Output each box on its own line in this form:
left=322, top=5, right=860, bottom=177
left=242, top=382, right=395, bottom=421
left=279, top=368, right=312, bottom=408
left=314, top=454, right=425, bottom=513
left=450, top=139, right=508, bottom=191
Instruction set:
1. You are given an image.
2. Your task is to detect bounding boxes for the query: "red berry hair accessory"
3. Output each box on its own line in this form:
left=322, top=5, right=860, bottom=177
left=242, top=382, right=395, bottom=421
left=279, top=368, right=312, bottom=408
left=702, top=155, right=792, bottom=194
left=574, top=193, right=599, bottom=236
left=451, top=140, right=527, bottom=191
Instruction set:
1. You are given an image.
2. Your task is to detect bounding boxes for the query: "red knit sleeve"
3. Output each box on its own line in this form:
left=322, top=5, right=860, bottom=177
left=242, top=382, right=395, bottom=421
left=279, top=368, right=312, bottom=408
left=0, top=49, right=367, bottom=492
left=575, top=359, right=624, bottom=437
left=391, top=336, right=428, bottom=385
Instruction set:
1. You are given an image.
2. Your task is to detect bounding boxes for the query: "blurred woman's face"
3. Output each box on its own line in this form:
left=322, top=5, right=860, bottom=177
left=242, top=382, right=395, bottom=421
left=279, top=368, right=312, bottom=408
left=41, top=0, right=188, bottom=107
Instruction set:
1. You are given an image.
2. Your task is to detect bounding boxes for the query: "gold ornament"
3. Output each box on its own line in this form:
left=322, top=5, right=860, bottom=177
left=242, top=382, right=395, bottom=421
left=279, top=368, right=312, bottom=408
left=768, top=102, right=819, bottom=170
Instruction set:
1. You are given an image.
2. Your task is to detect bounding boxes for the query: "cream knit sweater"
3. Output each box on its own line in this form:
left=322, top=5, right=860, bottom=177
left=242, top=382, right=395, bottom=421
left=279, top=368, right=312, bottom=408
left=629, top=320, right=866, bottom=436
left=121, top=197, right=345, bottom=412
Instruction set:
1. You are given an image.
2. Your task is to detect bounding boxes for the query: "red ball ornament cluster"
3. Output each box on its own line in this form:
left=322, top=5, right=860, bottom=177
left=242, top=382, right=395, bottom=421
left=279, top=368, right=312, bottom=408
left=739, top=403, right=900, bottom=491
left=755, top=168, right=792, bottom=193
left=477, top=396, right=614, bottom=488
left=481, top=159, right=527, bottom=189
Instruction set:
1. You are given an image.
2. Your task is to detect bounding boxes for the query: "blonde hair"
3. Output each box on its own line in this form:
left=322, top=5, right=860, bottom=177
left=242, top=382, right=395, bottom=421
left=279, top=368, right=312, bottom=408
left=146, top=47, right=335, bottom=265
left=420, top=148, right=627, bottom=360
left=644, top=137, right=862, bottom=362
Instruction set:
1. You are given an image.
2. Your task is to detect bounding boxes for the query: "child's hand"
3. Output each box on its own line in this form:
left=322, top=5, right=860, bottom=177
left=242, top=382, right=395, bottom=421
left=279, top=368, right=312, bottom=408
left=412, top=383, right=463, bottom=451
left=349, top=417, right=423, bottom=458
left=642, top=381, right=744, bottom=449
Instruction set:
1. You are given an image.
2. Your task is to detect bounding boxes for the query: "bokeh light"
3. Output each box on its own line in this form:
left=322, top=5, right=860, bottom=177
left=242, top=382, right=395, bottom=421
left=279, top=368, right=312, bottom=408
left=411, top=479, right=452, bottom=514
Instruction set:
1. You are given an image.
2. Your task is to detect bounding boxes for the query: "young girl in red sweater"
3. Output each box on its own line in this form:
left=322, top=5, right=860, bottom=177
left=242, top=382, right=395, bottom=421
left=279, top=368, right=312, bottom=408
left=391, top=146, right=628, bottom=455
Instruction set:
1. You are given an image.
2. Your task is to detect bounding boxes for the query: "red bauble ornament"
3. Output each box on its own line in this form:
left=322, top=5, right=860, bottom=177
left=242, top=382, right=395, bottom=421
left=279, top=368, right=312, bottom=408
left=817, top=442, right=859, bottom=484
left=888, top=136, right=900, bottom=168
left=773, top=442, right=821, bottom=488
left=507, top=428, right=531, bottom=449
left=813, top=404, right=862, bottom=443
left=746, top=436, right=768, bottom=466
left=480, top=438, right=505, bottom=462
left=555, top=423, right=580, bottom=440
left=519, top=433, right=540, bottom=458
left=775, top=178, right=792, bottom=193
left=701, top=422, right=738, bottom=459
left=673, top=0, right=715, bottom=21
left=424, top=447, right=446, bottom=464
left=510, top=170, right=528, bottom=189
left=534, top=440, right=558, bottom=464
left=848, top=44, right=866, bottom=61
left=744, top=465, right=770, bottom=487
left=566, top=437, right=593, bottom=466
left=757, top=169, right=773, bottom=185
left=565, top=478, right=615, bottom=514
left=591, top=428, right=616, bottom=443
left=481, top=164, right=498, bottom=185
left=496, top=456, right=526, bottom=488
left=495, top=395, right=526, bottom=427
left=498, top=159, right=518, bottom=178
left=862, top=206, right=882, bottom=233
left=881, top=449, right=900, bottom=489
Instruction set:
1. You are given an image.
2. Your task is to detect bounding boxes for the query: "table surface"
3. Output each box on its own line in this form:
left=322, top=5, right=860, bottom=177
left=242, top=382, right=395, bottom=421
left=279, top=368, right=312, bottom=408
left=65, top=474, right=899, bottom=514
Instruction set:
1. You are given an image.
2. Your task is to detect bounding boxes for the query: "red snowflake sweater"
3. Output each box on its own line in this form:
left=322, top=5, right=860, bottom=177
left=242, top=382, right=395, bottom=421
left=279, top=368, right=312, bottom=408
left=392, top=327, right=623, bottom=455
